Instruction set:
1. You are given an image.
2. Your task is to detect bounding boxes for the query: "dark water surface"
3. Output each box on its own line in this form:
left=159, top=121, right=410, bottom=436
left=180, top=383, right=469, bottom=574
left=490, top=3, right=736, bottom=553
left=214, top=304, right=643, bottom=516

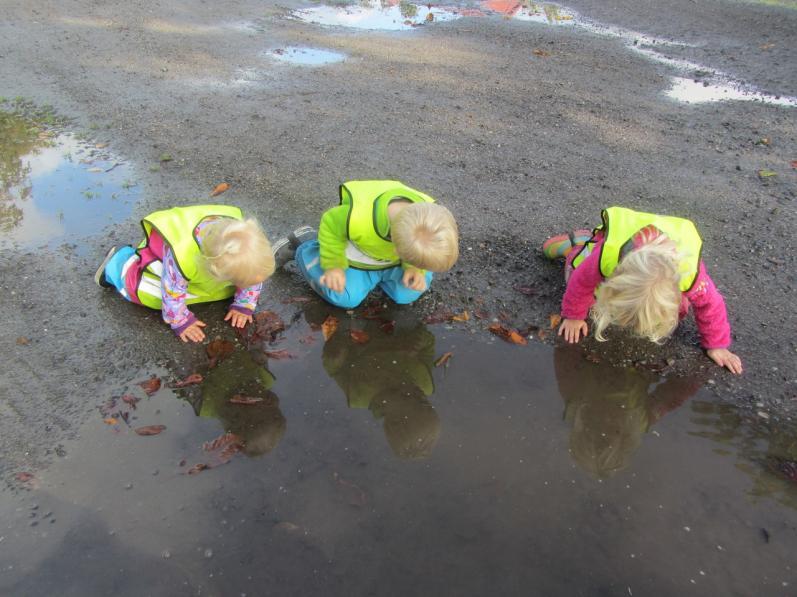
left=1, top=305, right=795, bottom=596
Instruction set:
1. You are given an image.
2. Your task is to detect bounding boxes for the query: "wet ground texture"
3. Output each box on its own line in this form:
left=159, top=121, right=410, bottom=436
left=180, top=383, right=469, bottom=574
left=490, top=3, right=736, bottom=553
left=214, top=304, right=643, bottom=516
left=1, top=0, right=796, bottom=594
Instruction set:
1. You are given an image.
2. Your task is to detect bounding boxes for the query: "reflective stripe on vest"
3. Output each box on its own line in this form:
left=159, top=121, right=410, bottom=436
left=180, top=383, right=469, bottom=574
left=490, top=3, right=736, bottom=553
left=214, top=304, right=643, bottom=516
left=136, top=204, right=243, bottom=309
left=571, top=206, right=702, bottom=292
left=339, top=180, right=435, bottom=270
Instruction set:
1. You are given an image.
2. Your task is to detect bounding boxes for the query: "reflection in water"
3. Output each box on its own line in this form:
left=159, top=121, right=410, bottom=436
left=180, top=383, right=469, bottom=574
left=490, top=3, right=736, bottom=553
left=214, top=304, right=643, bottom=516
left=268, top=46, right=347, bottom=66
left=0, top=109, right=138, bottom=251
left=198, top=350, right=286, bottom=457
left=291, top=0, right=463, bottom=31
left=321, top=315, right=440, bottom=459
left=689, top=401, right=797, bottom=511
left=554, top=346, right=701, bottom=478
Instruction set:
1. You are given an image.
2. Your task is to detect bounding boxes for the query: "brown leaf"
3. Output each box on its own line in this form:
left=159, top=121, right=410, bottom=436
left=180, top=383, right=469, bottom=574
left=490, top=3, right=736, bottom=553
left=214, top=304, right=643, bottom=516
left=322, top=315, right=339, bottom=340
left=135, top=424, right=167, bottom=436
left=350, top=329, right=370, bottom=344
left=424, top=308, right=455, bottom=324
left=451, top=310, right=470, bottom=322
left=533, top=48, right=551, bottom=57
left=121, top=394, right=140, bottom=408
left=434, top=352, right=453, bottom=368
left=16, top=336, right=30, bottom=345
left=791, top=160, right=797, bottom=169
left=488, top=323, right=528, bottom=346
left=206, top=339, right=235, bottom=367
left=230, top=394, right=264, bottom=405
left=281, top=296, right=312, bottom=304
left=513, top=285, right=537, bottom=296
left=15, top=472, right=34, bottom=483
left=426, top=11, right=434, bottom=21
left=379, top=320, right=396, bottom=334
left=95, top=142, right=108, bottom=149
left=187, top=463, right=209, bottom=475
left=210, top=182, right=230, bottom=196
left=203, top=432, right=243, bottom=452
left=253, top=311, right=286, bottom=339
left=473, top=309, right=489, bottom=320
left=549, top=313, right=562, bottom=329
left=172, top=373, right=204, bottom=388
left=263, top=349, right=296, bottom=360
left=138, top=376, right=162, bottom=396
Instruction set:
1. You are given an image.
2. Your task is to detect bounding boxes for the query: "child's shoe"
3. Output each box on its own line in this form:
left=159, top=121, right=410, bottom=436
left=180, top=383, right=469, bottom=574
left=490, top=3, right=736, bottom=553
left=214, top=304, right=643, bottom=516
left=94, top=246, right=117, bottom=287
left=272, top=237, right=294, bottom=268
left=288, top=226, right=316, bottom=248
left=542, top=229, right=591, bottom=260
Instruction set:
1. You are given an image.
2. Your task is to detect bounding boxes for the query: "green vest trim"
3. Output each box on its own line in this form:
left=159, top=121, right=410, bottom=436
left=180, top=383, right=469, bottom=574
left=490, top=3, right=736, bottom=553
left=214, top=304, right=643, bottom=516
left=136, top=204, right=244, bottom=309
left=571, top=206, right=702, bottom=292
left=338, top=180, right=435, bottom=270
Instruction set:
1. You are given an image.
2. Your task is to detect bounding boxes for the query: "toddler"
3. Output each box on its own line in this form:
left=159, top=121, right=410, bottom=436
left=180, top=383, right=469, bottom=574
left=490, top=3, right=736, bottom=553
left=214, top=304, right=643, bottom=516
left=276, top=180, right=458, bottom=309
left=95, top=205, right=275, bottom=342
left=542, top=206, right=742, bottom=374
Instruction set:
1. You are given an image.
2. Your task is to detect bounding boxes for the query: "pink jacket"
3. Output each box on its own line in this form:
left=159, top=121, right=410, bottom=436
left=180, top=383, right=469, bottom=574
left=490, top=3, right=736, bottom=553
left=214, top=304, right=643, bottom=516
left=562, top=235, right=732, bottom=349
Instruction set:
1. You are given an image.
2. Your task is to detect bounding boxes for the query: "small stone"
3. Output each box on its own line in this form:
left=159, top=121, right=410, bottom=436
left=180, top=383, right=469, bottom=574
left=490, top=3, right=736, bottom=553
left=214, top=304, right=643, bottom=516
left=162, top=550, right=171, bottom=559
left=757, top=411, right=770, bottom=419
left=204, top=548, right=213, bottom=559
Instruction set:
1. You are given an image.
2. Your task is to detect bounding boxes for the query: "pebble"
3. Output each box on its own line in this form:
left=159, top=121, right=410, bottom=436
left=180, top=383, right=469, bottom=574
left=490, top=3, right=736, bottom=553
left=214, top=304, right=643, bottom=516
left=757, top=411, right=770, bottom=419
left=162, top=550, right=171, bottom=559
left=204, top=548, right=213, bottom=559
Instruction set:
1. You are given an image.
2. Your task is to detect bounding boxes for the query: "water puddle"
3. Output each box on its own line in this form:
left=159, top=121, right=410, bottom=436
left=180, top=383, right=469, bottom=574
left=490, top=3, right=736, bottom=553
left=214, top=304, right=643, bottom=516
left=666, top=76, right=797, bottom=107
left=291, top=0, right=464, bottom=31
left=3, top=298, right=795, bottom=595
left=481, top=0, right=575, bottom=24
left=0, top=109, right=139, bottom=253
left=268, top=46, right=347, bottom=66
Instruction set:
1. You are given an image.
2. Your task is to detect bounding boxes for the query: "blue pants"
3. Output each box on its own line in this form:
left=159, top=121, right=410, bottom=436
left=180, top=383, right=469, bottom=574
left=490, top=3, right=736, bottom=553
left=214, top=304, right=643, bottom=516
left=295, top=241, right=432, bottom=309
left=104, top=245, right=138, bottom=299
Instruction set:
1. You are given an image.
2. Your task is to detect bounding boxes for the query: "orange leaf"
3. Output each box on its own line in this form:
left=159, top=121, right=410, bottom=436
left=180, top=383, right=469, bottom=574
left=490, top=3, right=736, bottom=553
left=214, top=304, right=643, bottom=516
left=350, top=329, right=370, bottom=344
left=103, top=417, right=119, bottom=425
left=138, top=376, right=162, bottom=396
left=791, top=160, right=797, bottom=169
left=135, top=424, right=166, bottom=436
left=434, top=352, right=453, bottom=367
left=207, top=339, right=235, bottom=367
left=533, top=48, right=551, bottom=57
left=322, top=315, right=339, bottom=341
left=488, top=323, right=528, bottom=346
left=230, top=394, right=263, bottom=405
left=452, top=310, right=470, bottom=322
left=210, top=182, right=230, bottom=196
left=172, top=373, right=203, bottom=388
left=549, top=313, right=562, bottom=329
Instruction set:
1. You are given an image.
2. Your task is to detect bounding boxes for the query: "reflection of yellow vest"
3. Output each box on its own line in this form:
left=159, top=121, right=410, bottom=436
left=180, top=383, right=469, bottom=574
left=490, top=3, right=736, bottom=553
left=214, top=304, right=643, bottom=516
left=136, top=205, right=243, bottom=309
left=571, top=206, right=702, bottom=291
left=340, top=180, right=435, bottom=270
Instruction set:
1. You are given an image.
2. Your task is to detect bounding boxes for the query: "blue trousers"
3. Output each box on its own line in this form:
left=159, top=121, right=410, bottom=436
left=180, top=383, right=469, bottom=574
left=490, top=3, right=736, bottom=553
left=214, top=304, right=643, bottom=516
left=295, top=241, right=432, bottom=309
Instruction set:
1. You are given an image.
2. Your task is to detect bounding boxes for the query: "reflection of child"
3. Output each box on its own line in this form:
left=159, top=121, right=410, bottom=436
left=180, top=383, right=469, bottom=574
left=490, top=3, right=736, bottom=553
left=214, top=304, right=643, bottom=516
left=199, top=350, right=286, bottom=457
left=543, top=207, right=742, bottom=374
left=555, top=346, right=701, bottom=478
left=291, top=180, right=459, bottom=309
left=322, top=318, right=440, bottom=459
left=95, top=206, right=275, bottom=343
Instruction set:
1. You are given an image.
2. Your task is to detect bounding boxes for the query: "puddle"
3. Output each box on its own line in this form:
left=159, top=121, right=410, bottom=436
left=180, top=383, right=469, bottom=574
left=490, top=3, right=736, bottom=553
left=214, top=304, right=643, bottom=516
left=291, top=0, right=464, bottom=31
left=2, top=300, right=795, bottom=595
left=666, top=76, right=797, bottom=106
left=0, top=110, right=139, bottom=253
left=481, top=0, right=576, bottom=23
left=268, top=46, right=347, bottom=66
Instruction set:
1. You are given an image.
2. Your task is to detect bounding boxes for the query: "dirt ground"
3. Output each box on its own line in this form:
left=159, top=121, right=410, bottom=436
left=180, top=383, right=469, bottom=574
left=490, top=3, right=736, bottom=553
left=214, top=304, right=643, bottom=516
left=0, top=0, right=795, bottom=477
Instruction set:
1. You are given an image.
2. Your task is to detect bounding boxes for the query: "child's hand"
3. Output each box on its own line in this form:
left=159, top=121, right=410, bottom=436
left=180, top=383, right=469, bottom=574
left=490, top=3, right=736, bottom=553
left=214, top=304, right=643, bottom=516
left=402, top=269, right=427, bottom=292
left=179, top=320, right=206, bottom=343
left=225, top=309, right=252, bottom=329
left=706, top=348, right=743, bottom=375
left=558, top=318, right=588, bottom=344
left=320, top=268, right=346, bottom=293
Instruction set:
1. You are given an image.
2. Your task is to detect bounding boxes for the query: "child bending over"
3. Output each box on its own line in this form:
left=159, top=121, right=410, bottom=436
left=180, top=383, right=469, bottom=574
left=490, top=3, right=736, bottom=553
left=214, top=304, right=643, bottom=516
left=95, top=205, right=274, bottom=342
left=542, top=206, right=742, bottom=374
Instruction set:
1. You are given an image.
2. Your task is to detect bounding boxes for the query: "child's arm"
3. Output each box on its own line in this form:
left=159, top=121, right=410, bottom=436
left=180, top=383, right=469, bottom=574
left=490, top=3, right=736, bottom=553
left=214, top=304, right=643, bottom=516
left=318, top=206, right=350, bottom=291
left=686, top=262, right=742, bottom=374
left=558, top=242, right=604, bottom=343
left=162, top=247, right=206, bottom=342
left=224, top=283, right=263, bottom=328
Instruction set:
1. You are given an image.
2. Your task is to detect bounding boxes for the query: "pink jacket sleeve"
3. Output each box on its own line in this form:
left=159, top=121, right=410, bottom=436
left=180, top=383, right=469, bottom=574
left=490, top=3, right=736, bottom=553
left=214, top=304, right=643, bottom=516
left=685, top=262, right=732, bottom=350
left=561, top=241, right=604, bottom=320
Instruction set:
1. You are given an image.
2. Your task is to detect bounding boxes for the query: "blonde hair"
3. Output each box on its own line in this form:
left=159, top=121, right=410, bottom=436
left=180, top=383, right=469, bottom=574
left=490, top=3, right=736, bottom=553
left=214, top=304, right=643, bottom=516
left=590, top=235, right=681, bottom=344
left=391, top=202, right=459, bottom=272
left=201, top=217, right=275, bottom=287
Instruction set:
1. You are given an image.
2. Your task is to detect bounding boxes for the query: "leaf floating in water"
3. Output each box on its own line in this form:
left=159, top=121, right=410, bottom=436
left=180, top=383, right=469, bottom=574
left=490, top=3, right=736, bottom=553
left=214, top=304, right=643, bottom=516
left=549, top=313, right=562, bottom=329
left=488, top=323, right=528, bottom=346
left=379, top=320, right=396, bottom=334
left=434, top=352, right=453, bottom=368
left=103, top=417, right=119, bottom=426
left=121, top=394, right=140, bottom=408
left=230, top=394, right=263, bottom=405
left=350, top=329, right=370, bottom=344
left=210, top=182, right=230, bottom=196
left=424, top=308, right=454, bottom=324
left=253, top=311, right=286, bottom=340
left=172, top=373, right=204, bottom=388
left=207, top=338, right=235, bottom=367
left=333, top=472, right=368, bottom=507
left=138, top=376, right=162, bottom=396
left=187, top=463, right=209, bottom=475
left=451, top=310, right=470, bottom=322
left=15, top=472, right=34, bottom=483
left=204, top=432, right=243, bottom=452
left=135, top=425, right=167, bottom=436
left=322, top=315, right=339, bottom=341
left=263, top=349, right=296, bottom=360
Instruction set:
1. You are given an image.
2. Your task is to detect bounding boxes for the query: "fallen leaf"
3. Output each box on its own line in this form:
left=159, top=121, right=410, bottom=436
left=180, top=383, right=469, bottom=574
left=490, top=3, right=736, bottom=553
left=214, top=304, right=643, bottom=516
left=263, top=349, right=296, bottom=360
left=159, top=153, right=173, bottom=162
left=758, top=169, right=777, bottom=178
left=138, top=376, right=162, bottom=396
left=473, top=309, right=489, bottom=320
left=759, top=43, right=775, bottom=50
left=322, top=315, right=339, bottom=340
left=204, top=432, right=243, bottom=452
left=121, top=394, right=140, bottom=408
left=103, top=417, right=119, bottom=425
left=281, top=296, right=313, bottom=304
left=252, top=311, right=286, bottom=340
left=217, top=442, right=242, bottom=464
left=350, top=329, right=370, bottom=344
left=210, top=182, right=230, bottom=197
left=16, top=336, right=30, bottom=345
left=488, top=323, right=528, bottom=346
left=135, top=425, right=167, bottom=436
left=99, top=398, right=117, bottom=416
left=333, top=472, right=367, bottom=507
left=451, top=310, right=470, bottom=322
left=513, top=285, right=537, bottom=296
left=230, top=394, right=263, bottom=405
left=755, top=137, right=771, bottom=145
left=434, top=352, right=453, bottom=368
left=424, top=308, right=454, bottom=324
left=585, top=352, right=601, bottom=364
left=207, top=339, right=235, bottom=367
left=532, top=48, right=551, bottom=57
left=187, top=463, right=209, bottom=475
left=15, top=472, right=34, bottom=483
left=274, top=522, right=301, bottom=532
left=172, top=373, right=203, bottom=388
left=380, top=320, right=396, bottom=334
left=550, top=313, right=562, bottom=329
left=426, top=11, right=434, bottom=21
left=95, top=142, right=108, bottom=149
